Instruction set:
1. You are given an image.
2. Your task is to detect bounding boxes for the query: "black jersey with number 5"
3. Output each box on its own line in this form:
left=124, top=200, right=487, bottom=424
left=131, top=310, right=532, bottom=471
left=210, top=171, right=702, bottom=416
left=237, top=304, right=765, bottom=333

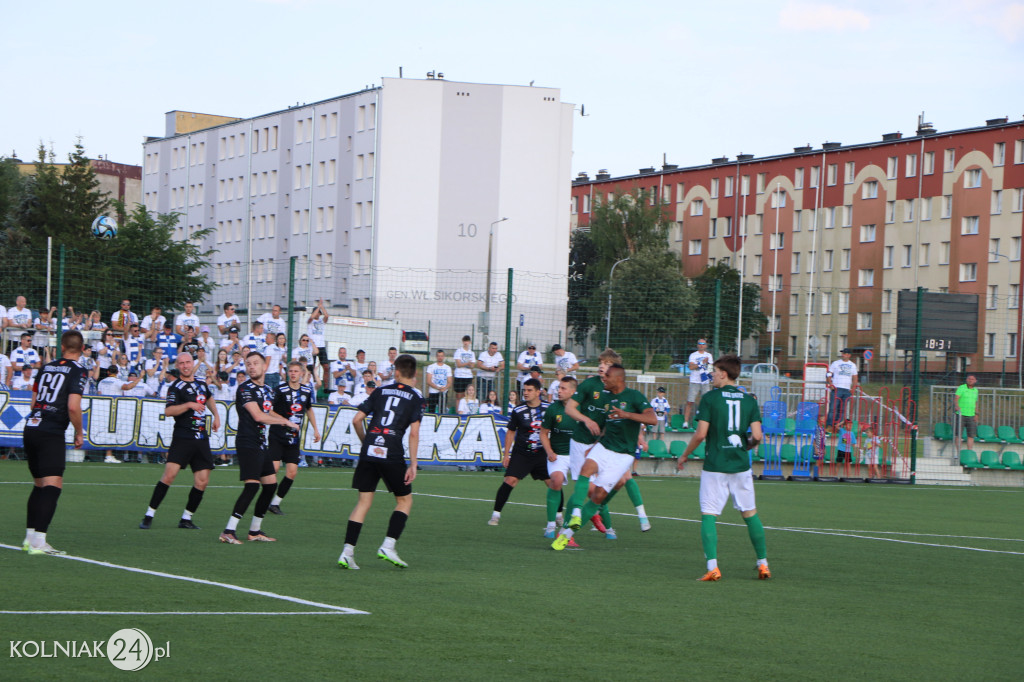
left=26, top=359, right=87, bottom=435
left=165, top=379, right=212, bottom=440
left=356, top=382, right=425, bottom=460
left=236, top=379, right=274, bottom=451
left=269, top=383, right=315, bottom=445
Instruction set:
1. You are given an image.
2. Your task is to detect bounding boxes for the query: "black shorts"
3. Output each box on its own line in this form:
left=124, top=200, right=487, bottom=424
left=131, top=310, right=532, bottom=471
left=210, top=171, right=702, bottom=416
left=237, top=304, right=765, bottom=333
left=453, top=377, right=473, bottom=393
left=268, top=438, right=301, bottom=464
left=505, top=451, right=549, bottom=481
left=24, top=429, right=67, bottom=479
left=352, top=456, right=411, bottom=496
left=316, top=348, right=329, bottom=366
left=166, top=437, right=214, bottom=472
left=237, top=446, right=276, bottom=481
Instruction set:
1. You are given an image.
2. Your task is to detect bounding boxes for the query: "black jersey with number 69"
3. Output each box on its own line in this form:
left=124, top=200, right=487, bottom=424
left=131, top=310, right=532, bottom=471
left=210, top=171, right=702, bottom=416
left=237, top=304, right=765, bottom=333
left=26, top=359, right=88, bottom=435
left=356, top=382, right=425, bottom=460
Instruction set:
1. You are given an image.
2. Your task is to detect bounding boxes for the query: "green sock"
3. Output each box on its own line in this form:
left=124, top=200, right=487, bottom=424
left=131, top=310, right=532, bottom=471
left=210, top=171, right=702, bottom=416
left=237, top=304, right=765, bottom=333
left=701, top=514, right=718, bottom=560
left=599, top=504, right=612, bottom=529
left=602, top=486, right=620, bottom=506
left=579, top=500, right=601, bottom=528
left=624, top=477, right=644, bottom=507
left=744, top=513, right=767, bottom=560
left=564, top=476, right=590, bottom=526
left=546, top=488, right=561, bottom=523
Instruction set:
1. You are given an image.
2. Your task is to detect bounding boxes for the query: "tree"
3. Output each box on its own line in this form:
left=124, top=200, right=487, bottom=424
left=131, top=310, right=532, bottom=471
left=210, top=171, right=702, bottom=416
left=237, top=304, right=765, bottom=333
left=567, top=230, right=599, bottom=348
left=689, top=262, right=768, bottom=357
left=0, top=156, right=25, bottom=232
left=587, top=188, right=671, bottom=278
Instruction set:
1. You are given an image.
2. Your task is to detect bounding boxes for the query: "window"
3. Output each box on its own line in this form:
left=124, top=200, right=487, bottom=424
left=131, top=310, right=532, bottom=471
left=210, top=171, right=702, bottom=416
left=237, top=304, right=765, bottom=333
left=919, top=243, right=929, bottom=266
left=790, top=293, right=799, bottom=312
left=325, top=253, right=333, bottom=277
left=710, top=178, right=719, bottom=198
left=268, top=214, right=276, bottom=237
left=676, top=183, right=686, bottom=202
left=688, top=239, right=702, bottom=255
left=839, top=291, right=850, bottom=314
left=810, top=166, right=820, bottom=188
left=921, top=197, right=932, bottom=221
left=821, top=293, right=832, bottom=314
left=987, top=285, right=998, bottom=309
left=791, top=252, right=801, bottom=273
left=770, top=232, right=784, bottom=250
left=990, top=238, right=1001, bottom=261
left=858, top=269, right=874, bottom=287
left=754, top=214, right=764, bottom=235
left=940, top=242, right=950, bottom=265
left=842, top=205, right=852, bottom=227
left=965, top=168, right=982, bottom=188
left=884, top=245, right=894, bottom=268
left=841, top=249, right=851, bottom=271
left=770, top=190, right=786, bottom=208
left=906, top=154, right=917, bottom=177
left=824, top=250, right=833, bottom=272
left=1012, top=236, right=1022, bottom=260
left=754, top=255, right=762, bottom=275
left=1014, top=188, right=1024, bottom=213
left=944, top=148, right=955, bottom=172
left=882, top=289, right=893, bottom=313
left=857, top=312, right=873, bottom=330
left=582, top=194, right=590, bottom=213
left=822, top=335, right=832, bottom=355
left=886, top=200, right=896, bottom=223
left=901, top=245, right=912, bottom=267
left=690, top=199, right=704, bottom=216
left=789, top=336, right=798, bottom=355
left=793, top=210, right=801, bottom=232
left=862, top=181, right=878, bottom=199
left=662, top=186, right=671, bottom=203
left=827, top=164, right=837, bottom=186
left=794, top=168, right=804, bottom=189
left=354, top=202, right=363, bottom=228
left=722, top=216, right=732, bottom=237
left=845, top=161, right=855, bottom=184
left=985, top=333, right=995, bottom=357
left=741, top=176, right=750, bottom=195
left=1011, top=284, right=1020, bottom=309
left=904, top=199, right=915, bottom=222
left=1008, top=333, right=1018, bottom=358
left=961, top=216, right=980, bottom=235
left=882, top=333, right=893, bottom=356
left=367, top=152, right=375, bottom=178
left=860, top=224, right=876, bottom=242
left=757, top=173, right=766, bottom=194
left=825, top=206, right=836, bottom=229
left=571, top=196, right=578, bottom=215
left=356, top=154, right=364, bottom=180
left=992, top=190, right=1002, bottom=214
left=769, top=275, right=783, bottom=292
left=885, top=156, right=897, bottom=179
left=771, top=316, right=782, bottom=332
left=994, top=142, right=1005, bottom=166
left=960, top=263, right=977, bottom=281
left=709, top=218, right=718, bottom=239
left=923, top=151, right=935, bottom=175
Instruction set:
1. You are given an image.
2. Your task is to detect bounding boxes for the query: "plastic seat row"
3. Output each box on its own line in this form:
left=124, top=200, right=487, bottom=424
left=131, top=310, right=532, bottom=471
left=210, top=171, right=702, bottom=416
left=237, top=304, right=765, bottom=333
left=958, top=449, right=1024, bottom=470
left=935, top=422, right=1024, bottom=444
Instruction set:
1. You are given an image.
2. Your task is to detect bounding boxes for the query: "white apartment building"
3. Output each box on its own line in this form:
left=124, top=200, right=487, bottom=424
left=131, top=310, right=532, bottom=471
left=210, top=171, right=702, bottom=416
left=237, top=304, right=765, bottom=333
left=142, top=77, right=574, bottom=350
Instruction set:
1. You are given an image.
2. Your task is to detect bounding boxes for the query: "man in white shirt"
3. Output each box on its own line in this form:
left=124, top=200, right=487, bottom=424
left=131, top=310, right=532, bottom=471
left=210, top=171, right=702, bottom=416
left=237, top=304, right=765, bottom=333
left=684, top=338, right=714, bottom=429
left=378, top=346, right=398, bottom=386
left=307, top=299, right=329, bottom=386
left=426, top=349, right=453, bottom=414
left=453, top=335, right=476, bottom=403
left=551, top=344, right=579, bottom=378
left=476, top=341, right=504, bottom=400
left=331, top=346, right=355, bottom=393
left=198, top=326, right=217, bottom=358
left=348, top=378, right=374, bottom=407
left=516, top=344, right=543, bottom=394
left=7, top=296, right=33, bottom=331
left=242, top=321, right=266, bottom=355
left=258, top=304, right=287, bottom=336
left=0, top=303, right=6, bottom=331
left=11, top=366, right=34, bottom=391
left=140, top=305, right=166, bottom=355
left=174, top=301, right=200, bottom=336
left=826, top=348, right=859, bottom=426
left=10, top=333, right=41, bottom=372
left=111, top=299, right=140, bottom=333
left=0, top=353, right=11, bottom=389
left=350, top=349, right=369, bottom=391
left=216, top=302, right=240, bottom=336
left=122, top=324, right=144, bottom=371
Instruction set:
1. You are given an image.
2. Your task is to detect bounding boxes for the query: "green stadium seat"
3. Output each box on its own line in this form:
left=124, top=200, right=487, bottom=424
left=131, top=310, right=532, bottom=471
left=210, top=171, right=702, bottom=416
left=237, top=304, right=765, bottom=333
left=668, top=414, right=684, bottom=432
left=755, top=443, right=774, bottom=462
left=669, top=440, right=687, bottom=458
left=784, top=418, right=796, bottom=436
left=979, top=451, right=1007, bottom=469
left=934, top=422, right=954, bottom=441
left=998, top=425, right=1024, bottom=444
left=1019, top=426, right=1024, bottom=442
left=799, top=444, right=815, bottom=462
left=780, top=444, right=797, bottom=463
left=691, top=441, right=705, bottom=460
left=647, top=439, right=668, bottom=458
left=976, top=425, right=1002, bottom=444
left=959, top=450, right=982, bottom=468
left=1000, top=451, right=1024, bottom=470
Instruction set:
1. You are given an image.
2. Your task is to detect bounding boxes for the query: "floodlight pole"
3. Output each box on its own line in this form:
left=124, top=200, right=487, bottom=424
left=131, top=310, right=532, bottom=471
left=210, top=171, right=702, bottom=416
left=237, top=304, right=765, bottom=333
left=606, top=257, right=630, bottom=349
left=484, top=217, right=508, bottom=347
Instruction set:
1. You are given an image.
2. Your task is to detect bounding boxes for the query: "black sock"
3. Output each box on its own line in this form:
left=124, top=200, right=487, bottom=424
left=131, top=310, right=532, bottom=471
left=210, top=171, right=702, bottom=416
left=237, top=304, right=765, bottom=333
left=148, top=481, right=170, bottom=510
left=277, top=476, right=294, bottom=500
left=253, top=482, right=278, bottom=518
left=26, top=486, right=42, bottom=530
left=386, top=511, right=408, bottom=541
left=494, top=482, right=514, bottom=513
left=232, top=482, right=260, bottom=517
left=558, top=490, right=564, bottom=513
left=35, top=486, right=62, bottom=534
left=185, top=486, right=204, bottom=514
left=345, top=520, right=363, bottom=546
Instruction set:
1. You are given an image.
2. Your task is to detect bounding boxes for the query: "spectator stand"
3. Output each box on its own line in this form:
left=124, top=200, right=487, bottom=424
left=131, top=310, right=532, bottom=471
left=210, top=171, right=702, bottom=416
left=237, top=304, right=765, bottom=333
left=759, top=386, right=786, bottom=481
left=788, top=401, right=819, bottom=481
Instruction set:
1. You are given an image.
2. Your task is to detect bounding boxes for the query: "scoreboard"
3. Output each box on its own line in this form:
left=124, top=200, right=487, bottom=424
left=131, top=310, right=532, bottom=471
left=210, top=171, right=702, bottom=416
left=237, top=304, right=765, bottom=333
left=895, top=291, right=979, bottom=353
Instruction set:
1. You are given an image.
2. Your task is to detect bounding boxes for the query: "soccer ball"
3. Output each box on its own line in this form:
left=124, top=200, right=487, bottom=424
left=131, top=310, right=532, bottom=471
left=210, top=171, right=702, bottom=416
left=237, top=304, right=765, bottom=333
left=91, top=215, right=118, bottom=240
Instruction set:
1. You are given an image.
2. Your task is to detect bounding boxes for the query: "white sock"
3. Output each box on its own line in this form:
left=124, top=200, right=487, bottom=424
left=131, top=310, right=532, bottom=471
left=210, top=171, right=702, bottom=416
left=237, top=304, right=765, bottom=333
left=146, top=507, right=157, bottom=518
left=181, top=509, right=193, bottom=521
left=24, top=528, right=33, bottom=544
left=707, top=558, right=718, bottom=571
left=545, top=522, right=556, bottom=530
left=225, top=516, right=240, bottom=532
left=491, top=511, right=500, bottom=519
left=381, top=537, right=396, bottom=550
left=636, top=504, right=647, bottom=518
left=270, top=495, right=282, bottom=506
left=249, top=517, right=263, bottom=533
left=34, top=531, right=47, bottom=548
left=757, top=558, right=768, bottom=567
left=561, top=528, right=575, bottom=539
left=571, top=507, right=581, bottom=518
left=342, top=543, right=356, bottom=557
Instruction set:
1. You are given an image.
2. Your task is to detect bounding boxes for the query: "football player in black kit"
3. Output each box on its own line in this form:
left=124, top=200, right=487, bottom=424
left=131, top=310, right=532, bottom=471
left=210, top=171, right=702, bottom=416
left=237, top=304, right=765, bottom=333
left=139, top=352, right=221, bottom=530
left=267, top=360, right=321, bottom=515
left=488, top=378, right=550, bottom=527
left=22, top=331, right=87, bottom=556
left=337, top=354, right=423, bottom=570
left=219, top=352, right=299, bottom=544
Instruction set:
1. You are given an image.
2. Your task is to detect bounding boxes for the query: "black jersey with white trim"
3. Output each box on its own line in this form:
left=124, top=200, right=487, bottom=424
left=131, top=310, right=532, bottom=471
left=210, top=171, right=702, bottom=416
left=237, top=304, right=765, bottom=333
left=507, top=401, right=548, bottom=455
left=356, top=382, right=425, bottom=460
left=165, top=379, right=212, bottom=440
left=26, top=358, right=87, bottom=435
left=269, top=383, right=315, bottom=445
left=236, top=379, right=274, bottom=450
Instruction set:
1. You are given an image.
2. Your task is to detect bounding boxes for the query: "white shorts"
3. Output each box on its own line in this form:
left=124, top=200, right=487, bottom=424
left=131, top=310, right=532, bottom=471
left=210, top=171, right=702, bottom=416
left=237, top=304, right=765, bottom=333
left=699, top=469, right=757, bottom=515
left=586, top=442, right=635, bottom=493
left=547, top=454, right=571, bottom=481
left=569, top=439, right=594, bottom=480
left=861, top=449, right=879, bottom=465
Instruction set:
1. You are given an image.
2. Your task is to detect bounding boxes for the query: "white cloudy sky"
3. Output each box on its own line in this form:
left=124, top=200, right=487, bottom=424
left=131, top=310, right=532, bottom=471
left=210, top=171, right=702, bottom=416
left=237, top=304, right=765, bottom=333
left=4, top=0, right=1023, bottom=177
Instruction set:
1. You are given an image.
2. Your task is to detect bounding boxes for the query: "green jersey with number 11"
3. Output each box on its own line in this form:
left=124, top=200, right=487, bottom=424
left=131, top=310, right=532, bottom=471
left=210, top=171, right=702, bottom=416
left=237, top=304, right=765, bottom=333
left=696, top=386, right=761, bottom=474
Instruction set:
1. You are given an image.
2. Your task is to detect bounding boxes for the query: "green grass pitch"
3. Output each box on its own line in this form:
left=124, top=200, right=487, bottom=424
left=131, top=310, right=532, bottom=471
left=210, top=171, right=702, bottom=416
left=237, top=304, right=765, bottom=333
left=0, top=460, right=1021, bottom=680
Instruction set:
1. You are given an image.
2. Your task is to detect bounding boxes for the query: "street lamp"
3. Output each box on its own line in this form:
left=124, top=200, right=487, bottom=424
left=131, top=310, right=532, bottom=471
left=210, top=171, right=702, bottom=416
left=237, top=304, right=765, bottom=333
left=483, top=217, right=509, bottom=346
left=605, top=257, right=630, bottom=349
